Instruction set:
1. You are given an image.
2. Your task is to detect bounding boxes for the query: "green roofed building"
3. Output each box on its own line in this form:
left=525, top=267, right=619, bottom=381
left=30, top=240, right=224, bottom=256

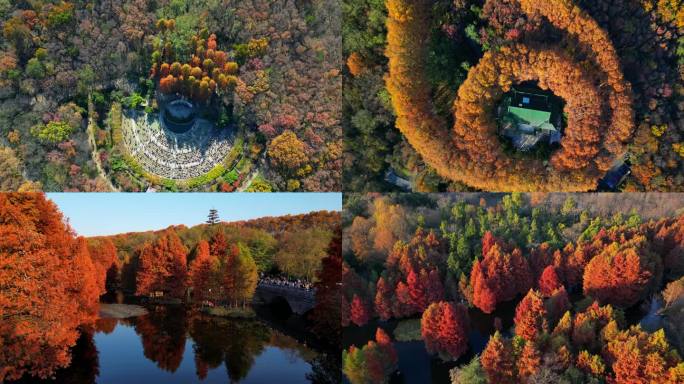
left=499, top=87, right=562, bottom=151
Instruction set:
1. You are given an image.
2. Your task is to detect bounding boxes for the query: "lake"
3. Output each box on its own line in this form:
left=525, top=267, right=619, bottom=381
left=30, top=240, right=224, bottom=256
left=13, top=305, right=336, bottom=384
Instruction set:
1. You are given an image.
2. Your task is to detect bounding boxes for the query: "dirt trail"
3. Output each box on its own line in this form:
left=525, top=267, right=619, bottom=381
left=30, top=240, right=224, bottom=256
left=87, top=95, right=119, bottom=191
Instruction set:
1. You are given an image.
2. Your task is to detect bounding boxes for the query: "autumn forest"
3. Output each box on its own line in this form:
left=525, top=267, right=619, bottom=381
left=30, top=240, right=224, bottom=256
left=342, top=193, right=684, bottom=383
left=0, top=0, right=341, bottom=192
left=344, top=0, right=683, bottom=192
left=0, top=193, right=342, bottom=383
left=2, top=0, right=684, bottom=383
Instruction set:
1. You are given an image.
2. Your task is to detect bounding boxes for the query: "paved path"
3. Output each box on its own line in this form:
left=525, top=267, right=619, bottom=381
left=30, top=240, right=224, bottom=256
left=87, top=96, right=119, bottom=191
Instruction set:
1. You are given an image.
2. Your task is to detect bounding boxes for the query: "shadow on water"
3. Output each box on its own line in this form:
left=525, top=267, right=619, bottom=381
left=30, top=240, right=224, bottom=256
left=11, top=303, right=326, bottom=384
left=626, top=295, right=665, bottom=332
left=252, top=300, right=343, bottom=384
left=9, top=331, right=102, bottom=384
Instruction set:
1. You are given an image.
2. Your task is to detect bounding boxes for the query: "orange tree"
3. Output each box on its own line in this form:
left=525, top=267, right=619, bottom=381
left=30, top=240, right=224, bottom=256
left=136, top=229, right=188, bottom=299
left=151, top=28, right=239, bottom=103
left=268, top=130, right=308, bottom=171
left=482, top=301, right=684, bottom=384
left=0, top=193, right=102, bottom=381
left=188, top=240, right=219, bottom=302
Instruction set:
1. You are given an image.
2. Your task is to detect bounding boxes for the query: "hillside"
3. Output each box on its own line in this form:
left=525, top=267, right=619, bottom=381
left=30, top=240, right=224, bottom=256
left=0, top=0, right=341, bottom=192
left=89, top=209, right=340, bottom=293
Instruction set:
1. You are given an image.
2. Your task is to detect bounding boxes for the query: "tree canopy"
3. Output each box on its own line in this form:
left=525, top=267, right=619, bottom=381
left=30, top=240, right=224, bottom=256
left=0, top=193, right=101, bottom=381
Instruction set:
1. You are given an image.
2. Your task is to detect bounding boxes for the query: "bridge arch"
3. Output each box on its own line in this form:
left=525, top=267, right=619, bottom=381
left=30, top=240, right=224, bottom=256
left=253, top=283, right=315, bottom=315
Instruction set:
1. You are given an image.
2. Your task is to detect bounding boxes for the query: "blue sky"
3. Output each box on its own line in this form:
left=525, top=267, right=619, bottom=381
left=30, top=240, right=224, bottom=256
left=46, top=193, right=341, bottom=237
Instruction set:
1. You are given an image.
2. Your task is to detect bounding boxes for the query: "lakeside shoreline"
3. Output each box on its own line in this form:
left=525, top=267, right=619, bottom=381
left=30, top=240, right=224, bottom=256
left=99, top=303, right=148, bottom=319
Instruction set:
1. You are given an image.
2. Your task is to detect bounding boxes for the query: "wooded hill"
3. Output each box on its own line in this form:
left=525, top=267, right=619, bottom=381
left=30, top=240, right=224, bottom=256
left=341, top=193, right=684, bottom=384
left=89, top=210, right=341, bottom=291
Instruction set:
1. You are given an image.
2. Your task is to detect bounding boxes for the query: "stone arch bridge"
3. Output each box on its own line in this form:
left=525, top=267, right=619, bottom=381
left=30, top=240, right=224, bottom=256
left=253, top=282, right=316, bottom=315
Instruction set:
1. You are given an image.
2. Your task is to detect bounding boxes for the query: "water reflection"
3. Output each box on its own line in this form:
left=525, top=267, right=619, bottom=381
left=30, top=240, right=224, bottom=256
left=188, top=312, right=270, bottom=382
left=10, top=331, right=100, bottom=384
left=638, top=297, right=664, bottom=332
left=14, top=307, right=320, bottom=383
left=135, top=306, right=188, bottom=372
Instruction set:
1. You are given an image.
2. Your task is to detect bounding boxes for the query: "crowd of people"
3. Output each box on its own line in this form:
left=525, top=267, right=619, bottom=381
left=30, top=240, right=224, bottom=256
left=259, top=274, right=314, bottom=291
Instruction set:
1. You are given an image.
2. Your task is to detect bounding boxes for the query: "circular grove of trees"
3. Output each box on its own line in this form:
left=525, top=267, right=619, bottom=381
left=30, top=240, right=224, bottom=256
left=385, top=0, right=635, bottom=191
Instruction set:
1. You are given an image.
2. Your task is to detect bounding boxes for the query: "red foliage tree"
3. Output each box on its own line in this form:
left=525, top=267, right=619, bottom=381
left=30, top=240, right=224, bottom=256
left=407, top=267, right=427, bottom=312
left=648, top=216, right=684, bottom=276
left=514, top=290, right=548, bottom=342
left=374, top=276, right=393, bottom=321
left=604, top=326, right=683, bottom=384
left=471, top=239, right=532, bottom=313
left=350, top=294, right=371, bottom=326
left=210, top=231, right=227, bottom=258
left=88, top=238, right=120, bottom=294
left=71, top=237, right=102, bottom=319
left=470, top=260, right=498, bottom=313
left=583, top=237, right=660, bottom=308
left=343, top=328, right=398, bottom=384
left=0, top=193, right=101, bottom=381
left=379, top=228, right=446, bottom=319
left=136, top=229, right=188, bottom=299
left=310, top=232, right=343, bottom=343
left=421, top=301, right=470, bottom=361
left=375, top=328, right=398, bottom=367
left=481, top=331, right=517, bottom=384
left=528, top=242, right=555, bottom=279
left=562, top=242, right=594, bottom=289
left=538, top=265, right=562, bottom=297
left=159, top=74, right=176, bottom=93
left=517, top=341, right=542, bottom=381
left=188, top=240, right=218, bottom=302
left=394, top=280, right=415, bottom=318
left=482, top=231, right=496, bottom=257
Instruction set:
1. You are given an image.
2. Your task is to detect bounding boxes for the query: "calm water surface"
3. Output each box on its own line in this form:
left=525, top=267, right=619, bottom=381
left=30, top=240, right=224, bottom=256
left=19, top=306, right=329, bottom=384
left=95, top=320, right=312, bottom=383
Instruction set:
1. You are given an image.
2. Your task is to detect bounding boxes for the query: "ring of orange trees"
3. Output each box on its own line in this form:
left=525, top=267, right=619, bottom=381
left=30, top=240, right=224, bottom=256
left=453, top=44, right=605, bottom=186
left=385, top=0, right=635, bottom=191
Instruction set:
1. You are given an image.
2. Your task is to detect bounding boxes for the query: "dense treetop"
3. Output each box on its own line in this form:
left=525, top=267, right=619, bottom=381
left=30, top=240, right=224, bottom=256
left=342, top=193, right=684, bottom=383
left=0, top=0, right=341, bottom=192
left=344, top=0, right=683, bottom=192
left=91, top=209, right=340, bottom=286
left=0, top=193, right=102, bottom=381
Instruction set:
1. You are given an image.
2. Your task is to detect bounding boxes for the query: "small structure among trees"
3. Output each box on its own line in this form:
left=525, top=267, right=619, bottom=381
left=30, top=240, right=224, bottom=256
left=498, top=86, right=563, bottom=152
